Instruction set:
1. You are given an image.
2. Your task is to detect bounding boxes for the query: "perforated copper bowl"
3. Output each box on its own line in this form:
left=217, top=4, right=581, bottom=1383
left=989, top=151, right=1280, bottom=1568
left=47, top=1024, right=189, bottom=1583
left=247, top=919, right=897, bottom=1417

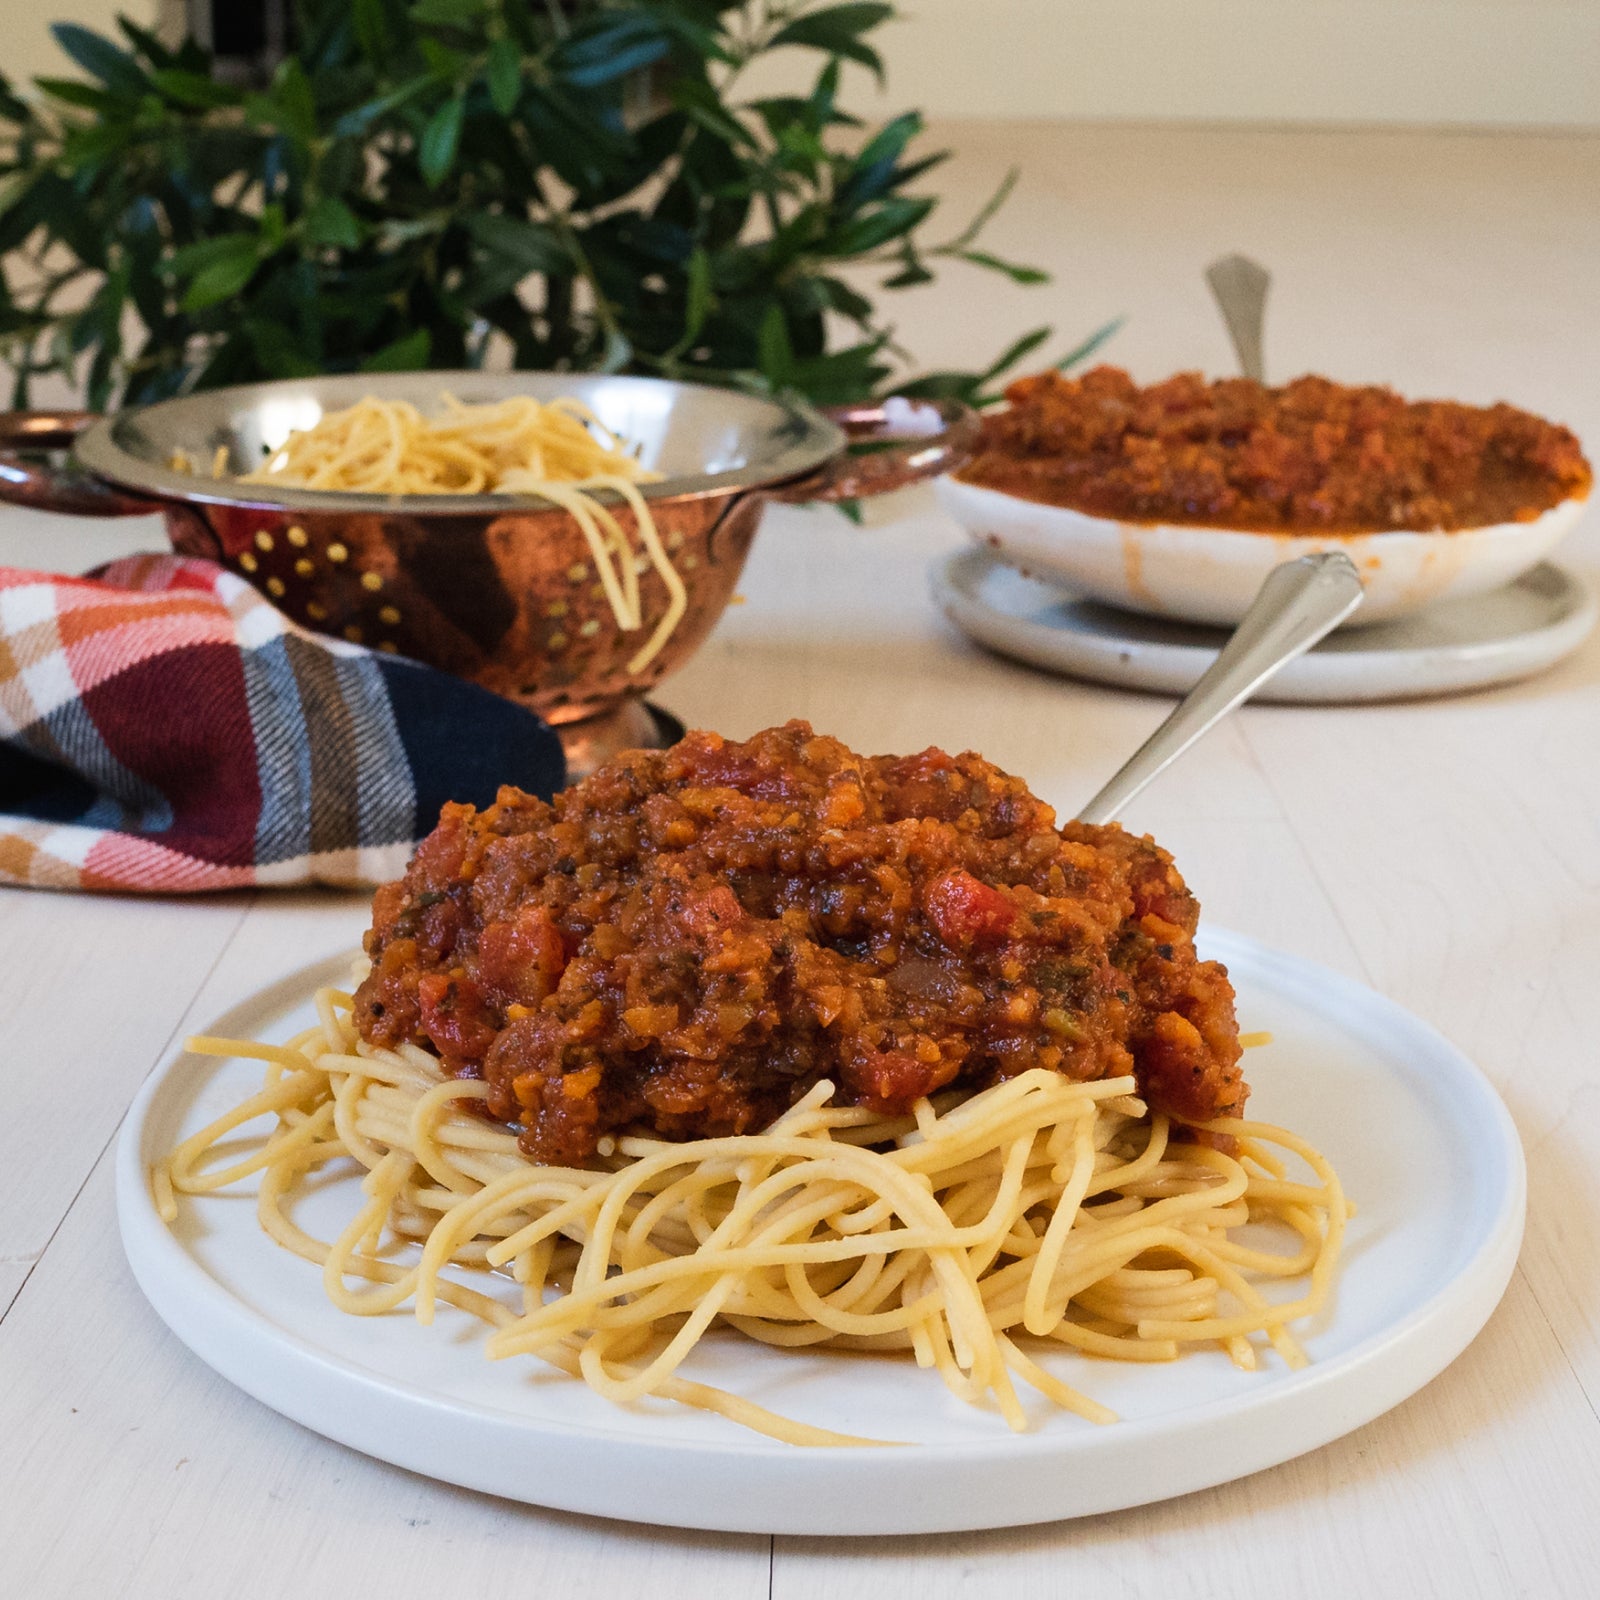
left=0, top=373, right=975, bottom=741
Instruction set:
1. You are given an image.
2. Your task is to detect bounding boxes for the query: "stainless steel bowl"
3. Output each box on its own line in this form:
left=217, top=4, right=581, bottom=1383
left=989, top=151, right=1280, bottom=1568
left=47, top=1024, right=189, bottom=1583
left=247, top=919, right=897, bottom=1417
left=0, top=373, right=975, bottom=759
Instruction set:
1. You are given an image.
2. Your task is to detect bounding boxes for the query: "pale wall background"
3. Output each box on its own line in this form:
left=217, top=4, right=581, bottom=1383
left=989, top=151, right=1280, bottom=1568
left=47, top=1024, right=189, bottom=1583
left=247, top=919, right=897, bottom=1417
left=9, top=0, right=1600, bottom=127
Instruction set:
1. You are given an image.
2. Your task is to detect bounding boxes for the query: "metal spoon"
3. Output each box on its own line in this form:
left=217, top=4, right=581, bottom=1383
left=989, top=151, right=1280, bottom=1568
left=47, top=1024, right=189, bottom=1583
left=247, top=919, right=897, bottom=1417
left=1206, top=254, right=1271, bottom=383
left=1075, top=552, right=1363, bottom=825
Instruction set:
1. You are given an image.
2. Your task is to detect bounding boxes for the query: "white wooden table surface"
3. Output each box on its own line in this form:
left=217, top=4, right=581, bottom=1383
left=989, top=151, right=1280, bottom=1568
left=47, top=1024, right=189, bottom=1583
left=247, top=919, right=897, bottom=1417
left=3, top=122, right=1599, bottom=1598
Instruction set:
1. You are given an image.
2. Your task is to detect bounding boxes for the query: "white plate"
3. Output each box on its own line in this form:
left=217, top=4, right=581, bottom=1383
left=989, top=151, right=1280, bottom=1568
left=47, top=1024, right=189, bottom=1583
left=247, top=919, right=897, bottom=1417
left=117, top=931, right=1524, bottom=1536
left=935, top=474, right=1590, bottom=626
left=934, top=548, right=1597, bottom=703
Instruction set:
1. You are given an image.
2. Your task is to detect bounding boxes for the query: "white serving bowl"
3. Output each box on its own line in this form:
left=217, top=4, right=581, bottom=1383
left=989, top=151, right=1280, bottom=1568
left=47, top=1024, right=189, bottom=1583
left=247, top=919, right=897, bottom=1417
left=934, top=474, right=1591, bottom=628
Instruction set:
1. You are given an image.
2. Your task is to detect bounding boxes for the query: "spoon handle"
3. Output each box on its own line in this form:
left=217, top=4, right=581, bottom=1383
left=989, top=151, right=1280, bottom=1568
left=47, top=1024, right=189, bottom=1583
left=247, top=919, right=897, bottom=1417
left=1205, top=254, right=1271, bottom=383
left=1075, top=552, right=1364, bottom=826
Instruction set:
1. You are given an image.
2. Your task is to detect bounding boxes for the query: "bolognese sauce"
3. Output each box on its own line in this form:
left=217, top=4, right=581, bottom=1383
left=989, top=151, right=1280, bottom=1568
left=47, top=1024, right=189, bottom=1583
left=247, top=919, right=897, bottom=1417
left=355, top=722, right=1245, bottom=1165
left=961, top=366, right=1591, bottom=532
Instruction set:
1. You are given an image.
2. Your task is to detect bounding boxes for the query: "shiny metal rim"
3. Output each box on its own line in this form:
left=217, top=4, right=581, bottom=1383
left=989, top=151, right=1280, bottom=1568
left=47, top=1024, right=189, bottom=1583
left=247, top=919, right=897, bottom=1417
left=72, top=370, right=845, bottom=513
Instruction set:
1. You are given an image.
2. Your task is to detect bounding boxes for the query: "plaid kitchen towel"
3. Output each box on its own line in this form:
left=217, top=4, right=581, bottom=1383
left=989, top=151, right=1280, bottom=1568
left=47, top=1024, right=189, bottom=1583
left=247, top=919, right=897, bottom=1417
left=0, top=553, right=565, bottom=892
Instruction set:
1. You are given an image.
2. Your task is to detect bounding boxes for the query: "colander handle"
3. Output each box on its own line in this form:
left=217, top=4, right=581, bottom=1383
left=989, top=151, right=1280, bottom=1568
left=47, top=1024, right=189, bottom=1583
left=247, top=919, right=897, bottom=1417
left=768, top=396, right=979, bottom=504
left=0, top=410, right=155, bottom=517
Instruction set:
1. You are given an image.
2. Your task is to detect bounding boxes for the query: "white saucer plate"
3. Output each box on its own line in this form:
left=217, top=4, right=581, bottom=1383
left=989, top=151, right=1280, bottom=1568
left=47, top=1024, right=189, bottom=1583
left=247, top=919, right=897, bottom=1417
left=934, top=548, right=1596, bottom=703
left=118, top=932, right=1524, bottom=1536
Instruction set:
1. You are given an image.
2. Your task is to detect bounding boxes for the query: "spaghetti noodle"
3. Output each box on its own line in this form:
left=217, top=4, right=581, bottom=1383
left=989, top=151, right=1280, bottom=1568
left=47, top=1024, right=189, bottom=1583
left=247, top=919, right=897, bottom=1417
left=155, top=979, right=1345, bottom=1448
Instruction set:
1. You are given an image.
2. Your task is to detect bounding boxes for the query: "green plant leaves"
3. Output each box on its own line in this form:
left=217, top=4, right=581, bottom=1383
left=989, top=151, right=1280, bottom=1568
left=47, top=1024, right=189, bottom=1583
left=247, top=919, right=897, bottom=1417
left=467, top=213, right=570, bottom=274
left=151, top=69, right=237, bottom=110
left=331, top=76, right=433, bottom=138
left=894, top=317, right=1126, bottom=407
left=554, top=14, right=673, bottom=88
left=981, top=325, right=1054, bottom=383
left=670, top=76, right=752, bottom=150
left=411, top=0, right=488, bottom=26
left=835, top=112, right=940, bottom=211
left=682, top=247, right=713, bottom=343
left=50, top=23, right=148, bottom=96
left=758, top=302, right=794, bottom=386
left=33, top=79, right=117, bottom=113
left=0, top=2, right=1108, bottom=411
left=770, top=4, right=894, bottom=82
left=485, top=38, right=521, bottom=115
left=419, top=93, right=465, bottom=187
left=247, top=60, right=317, bottom=144
left=948, top=249, right=1049, bottom=285
left=362, top=327, right=432, bottom=370
left=352, top=0, right=398, bottom=65
left=828, top=196, right=934, bottom=257
left=305, top=197, right=363, bottom=250
left=788, top=339, right=892, bottom=405
left=179, top=238, right=261, bottom=311
left=1051, top=314, right=1127, bottom=372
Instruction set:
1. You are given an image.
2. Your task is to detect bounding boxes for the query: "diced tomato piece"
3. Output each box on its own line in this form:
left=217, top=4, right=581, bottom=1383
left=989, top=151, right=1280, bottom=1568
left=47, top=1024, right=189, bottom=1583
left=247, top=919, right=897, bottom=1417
left=876, top=750, right=963, bottom=821
left=924, top=869, right=1017, bottom=949
left=415, top=894, right=462, bottom=960
left=846, top=1043, right=959, bottom=1109
left=475, top=905, right=567, bottom=1006
left=898, top=749, right=958, bottom=779
left=411, top=804, right=472, bottom=884
left=418, top=972, right=498, bottom=1067
left=1138, top=1009, right=1238, bottom=1125
left=676, top=734, right=788, bottom=799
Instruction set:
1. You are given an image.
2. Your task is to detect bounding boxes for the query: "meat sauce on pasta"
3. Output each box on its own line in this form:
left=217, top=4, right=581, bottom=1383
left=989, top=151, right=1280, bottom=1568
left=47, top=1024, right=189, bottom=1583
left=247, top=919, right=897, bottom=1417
left=355, top=721, right=1246, bottom=1165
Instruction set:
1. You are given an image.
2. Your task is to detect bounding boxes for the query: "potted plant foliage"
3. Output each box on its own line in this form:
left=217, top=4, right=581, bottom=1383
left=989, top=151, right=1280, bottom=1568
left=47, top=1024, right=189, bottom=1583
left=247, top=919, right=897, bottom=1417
left=0, top=2, right=1114, bottom=411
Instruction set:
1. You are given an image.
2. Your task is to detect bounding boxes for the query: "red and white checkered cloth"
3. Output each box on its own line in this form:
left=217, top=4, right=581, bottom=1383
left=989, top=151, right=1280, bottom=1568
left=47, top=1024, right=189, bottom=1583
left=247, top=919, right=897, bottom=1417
left=0, top=554, right=564, bottom=892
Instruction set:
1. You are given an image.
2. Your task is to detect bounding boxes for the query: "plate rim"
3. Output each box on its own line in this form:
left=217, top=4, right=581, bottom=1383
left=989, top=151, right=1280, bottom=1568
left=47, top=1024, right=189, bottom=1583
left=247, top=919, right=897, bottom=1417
left=115, top=930, right=1526, bottom=1534
left=933, top=546, right=1597, bottom=703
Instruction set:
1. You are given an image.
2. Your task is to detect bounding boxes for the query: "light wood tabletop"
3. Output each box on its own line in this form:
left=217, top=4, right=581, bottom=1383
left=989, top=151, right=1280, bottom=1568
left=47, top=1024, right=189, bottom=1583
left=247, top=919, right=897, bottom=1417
left=3, top=121, right=1598, bottom=1598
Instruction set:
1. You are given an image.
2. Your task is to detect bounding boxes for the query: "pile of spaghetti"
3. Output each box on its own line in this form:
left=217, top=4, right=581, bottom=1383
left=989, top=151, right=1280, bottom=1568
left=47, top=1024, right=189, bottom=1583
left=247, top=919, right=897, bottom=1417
left=155, top=979, right=1346, bottom=1448
left=219, top=393, right=682, bottom=672
left=240, top=393, right=658, bottom=497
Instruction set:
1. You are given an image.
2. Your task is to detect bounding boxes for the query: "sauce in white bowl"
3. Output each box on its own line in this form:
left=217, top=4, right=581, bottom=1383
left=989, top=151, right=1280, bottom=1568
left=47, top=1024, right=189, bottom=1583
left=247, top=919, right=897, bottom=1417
left=941, top=367, right=1593, bottom=628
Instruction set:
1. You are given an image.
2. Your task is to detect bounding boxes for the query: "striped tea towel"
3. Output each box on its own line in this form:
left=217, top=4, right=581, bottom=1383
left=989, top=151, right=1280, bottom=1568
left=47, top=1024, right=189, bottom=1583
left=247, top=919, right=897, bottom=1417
left=0, top=553, right=565, bottom=892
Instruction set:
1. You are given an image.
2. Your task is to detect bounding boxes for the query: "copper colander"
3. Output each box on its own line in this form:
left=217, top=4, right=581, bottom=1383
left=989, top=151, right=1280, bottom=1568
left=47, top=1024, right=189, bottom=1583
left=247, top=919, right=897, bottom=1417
left=0, top=373, right=973, bottom=762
